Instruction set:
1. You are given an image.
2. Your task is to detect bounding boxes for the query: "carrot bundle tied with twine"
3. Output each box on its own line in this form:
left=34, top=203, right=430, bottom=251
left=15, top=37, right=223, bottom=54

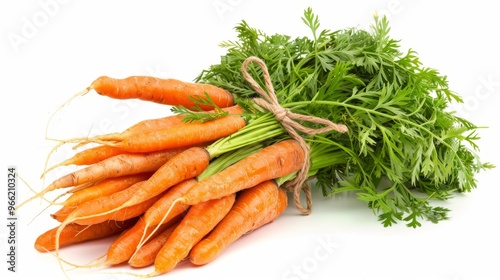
left=240, top=56, right=348, bottom=215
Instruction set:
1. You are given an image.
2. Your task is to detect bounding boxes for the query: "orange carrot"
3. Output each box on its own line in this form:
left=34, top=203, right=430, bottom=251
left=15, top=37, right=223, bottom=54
left=89, top=76, right=234, bottom=110
left=96, top=115, right=185, bottom=142
left=41, top=181, right=94, bottom=207
left=51, top=205, right=76, bottom=222
left=142, top=179, right=195, bottom=227
left=178, top=139, right=304, bottom=206
left=62, top=173, right=152, bottom=207
left=135, top=179, right=195, bottom=251
left=60, top=180, right=148, bottom=226
left=19, top=148, right=183, bottom=208
left=96, top=104, right=243, bottom=142
left=102, top=216, right=182, bottom=266
left=34, top=219, right=135, bottom=252
left=251, top=185, right=288, bottom=230
left=189, top=181, right=288, bottom=265
left=110, top=114, right=246, bottom=153
left=150, top=193, right=236, bottom=276
left=51, top=149, right=181, bottom=188
left=118, top=146, right=210, bottom=209
left=128, top=220, right=180, bottom=268
left=43, top=145, right=126, bottom=176
left=75, top=189, right=165, bottom=226
left=53, top=191, right=164, bottom=225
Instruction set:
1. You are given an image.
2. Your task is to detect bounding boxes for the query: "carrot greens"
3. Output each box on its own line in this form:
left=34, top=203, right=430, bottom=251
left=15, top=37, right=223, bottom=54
left=194, top=8, right=493, bottom=227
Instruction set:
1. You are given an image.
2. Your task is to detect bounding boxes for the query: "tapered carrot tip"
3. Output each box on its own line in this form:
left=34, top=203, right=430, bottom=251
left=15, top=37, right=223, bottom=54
left=90, top=76, right=112, bottom=95
left=41, top=158, right=74, bottom=178
left=189, top=242, right=216, bottom=265
left=95, top=132, right=121, bottom=141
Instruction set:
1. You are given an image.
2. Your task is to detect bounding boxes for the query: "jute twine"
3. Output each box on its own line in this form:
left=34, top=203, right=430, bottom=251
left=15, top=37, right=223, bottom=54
left=241, top=56, right=348, bottom=215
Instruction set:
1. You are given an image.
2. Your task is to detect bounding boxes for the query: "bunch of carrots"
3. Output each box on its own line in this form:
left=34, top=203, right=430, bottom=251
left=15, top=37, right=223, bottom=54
left=23, top=67, right=319, bottom=277
left=23, top=9, right=492, bottom=278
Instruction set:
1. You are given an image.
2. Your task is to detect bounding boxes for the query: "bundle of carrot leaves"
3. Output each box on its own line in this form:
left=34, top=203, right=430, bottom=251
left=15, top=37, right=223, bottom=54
left=195, top=8, right=493, bottom=227
left=24, top=8, right=492, bottom=277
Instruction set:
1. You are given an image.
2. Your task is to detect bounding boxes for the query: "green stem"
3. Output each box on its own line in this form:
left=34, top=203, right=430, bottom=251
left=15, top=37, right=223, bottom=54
left=198, top=144, right=263, bottom=181
left=284, top=100, right=447, bottom=145
left=205, top=113, right=286, bottom=158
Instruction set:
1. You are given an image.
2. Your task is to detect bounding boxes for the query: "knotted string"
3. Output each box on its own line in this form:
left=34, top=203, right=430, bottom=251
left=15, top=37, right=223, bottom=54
left=241, top=56, right=348, bottom=215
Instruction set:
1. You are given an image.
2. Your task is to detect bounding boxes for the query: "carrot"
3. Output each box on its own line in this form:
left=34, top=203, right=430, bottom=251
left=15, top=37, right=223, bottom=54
left=142, top=179, right=195, bottom=227
left=51, top=205, right=77, bottom=222
left=42, top=181, right=95, bottom=207
left=95, top=104, right=243, bottom=142
left=135, top=179, right=195, bottom=251
left=128, top=220, right=180, bottom=268
left=62, top=105, right=244, bottom=156
left=251, top=185, right=288, bottom=230
left=189, top=181, right=288, bottom=265
left=101, top=216, right=182, bottom=266
left=19, top=148, right=183, bottom=208
left=34, top=219, right=135, bottom=252
left=118, top=146, right=210, bottom=210
left=42, top=145, right=126, bottom=176
left=96, top=115, right=185, bottom=142
left=178, top=139, right=304, bottom=206
left=52, top=189, right=164, bottom=225
left=150, top=193, right=236, bottom=276
left=62, top=173, right=152, bottom=207
left=109, top=114, right=246, bottom=153
left=59, top=180, right=149, bottom=227
left=88, top=76, right=234, bottom=110
left=75, top=189, right=165, bottom=226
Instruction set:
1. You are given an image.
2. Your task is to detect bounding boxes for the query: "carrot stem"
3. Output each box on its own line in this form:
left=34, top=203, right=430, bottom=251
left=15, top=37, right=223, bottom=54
left=205, top=113, right=285, bottom=158
left=197, top=143, right=263, bottom=181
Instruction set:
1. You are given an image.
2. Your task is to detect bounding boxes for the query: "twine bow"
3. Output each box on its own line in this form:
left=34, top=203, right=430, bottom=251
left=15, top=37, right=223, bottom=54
left=241, top=56, right=348, bottom=215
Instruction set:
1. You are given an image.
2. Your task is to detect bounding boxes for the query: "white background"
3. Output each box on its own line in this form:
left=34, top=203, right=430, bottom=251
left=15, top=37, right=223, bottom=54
left=1, top=1, right=500, bottom=280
